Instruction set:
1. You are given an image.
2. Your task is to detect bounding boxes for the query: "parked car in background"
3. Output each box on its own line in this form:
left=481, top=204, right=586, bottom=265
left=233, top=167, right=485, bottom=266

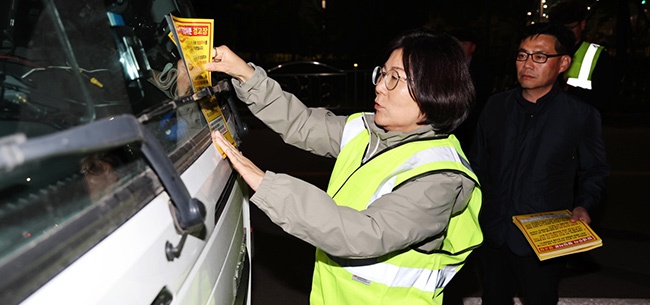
left=267, top=61, right=374, bottom=112
left=0, top=0, right=251, bottom=304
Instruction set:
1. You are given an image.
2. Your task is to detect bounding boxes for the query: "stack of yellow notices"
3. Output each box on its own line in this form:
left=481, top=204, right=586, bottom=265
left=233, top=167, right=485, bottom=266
left=512, top=209, right=602, bottom=261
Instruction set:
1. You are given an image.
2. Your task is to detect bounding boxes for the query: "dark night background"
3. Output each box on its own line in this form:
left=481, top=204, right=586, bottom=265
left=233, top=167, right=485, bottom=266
left=190, top=0, right=650, bottom=114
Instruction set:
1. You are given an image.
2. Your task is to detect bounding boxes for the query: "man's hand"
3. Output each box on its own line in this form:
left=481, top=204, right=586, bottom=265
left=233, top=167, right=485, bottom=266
left=571, top=206, right=591, bottom=224
left=212, top=130, right=264, bottom=191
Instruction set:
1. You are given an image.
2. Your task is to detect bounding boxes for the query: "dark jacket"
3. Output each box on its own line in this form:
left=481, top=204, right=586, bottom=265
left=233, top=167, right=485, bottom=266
left=469, top=83, right=609, bottom=256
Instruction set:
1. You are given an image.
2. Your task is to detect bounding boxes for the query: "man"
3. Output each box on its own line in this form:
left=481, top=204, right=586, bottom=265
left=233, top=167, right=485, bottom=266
left=470, top=23, right=609, bottom=305
left=548, top=0, right=617, bottom=115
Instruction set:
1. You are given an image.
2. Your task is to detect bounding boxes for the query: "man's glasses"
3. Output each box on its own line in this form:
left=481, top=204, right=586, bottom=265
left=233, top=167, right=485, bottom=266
left=372, top=66, right=408, bottom=90
left=516, top=51, right=564, bottom=64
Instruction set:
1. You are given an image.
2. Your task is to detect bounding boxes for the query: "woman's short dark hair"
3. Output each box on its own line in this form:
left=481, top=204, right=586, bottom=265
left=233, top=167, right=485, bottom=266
left=516, top=23, right=575, bottom=55
left=380, top=28, right=475, bottom=134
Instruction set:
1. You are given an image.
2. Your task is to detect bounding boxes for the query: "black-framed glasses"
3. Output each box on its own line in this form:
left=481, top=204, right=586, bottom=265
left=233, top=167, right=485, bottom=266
left=516, top=51, right=564, bottom=63
left=372, top=66, right=408, bottom=90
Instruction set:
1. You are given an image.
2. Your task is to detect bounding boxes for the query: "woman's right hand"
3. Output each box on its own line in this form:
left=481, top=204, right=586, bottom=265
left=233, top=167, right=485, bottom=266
left=204, top=45, right=255, bottom=83
left=212, top=130, right=264, bottom=191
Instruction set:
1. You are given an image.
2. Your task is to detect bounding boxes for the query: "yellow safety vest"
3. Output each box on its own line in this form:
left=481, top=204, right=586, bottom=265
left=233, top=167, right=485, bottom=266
left=310, top=113, right=483, bottom=305
left=565, top=41, right=605, bottom=90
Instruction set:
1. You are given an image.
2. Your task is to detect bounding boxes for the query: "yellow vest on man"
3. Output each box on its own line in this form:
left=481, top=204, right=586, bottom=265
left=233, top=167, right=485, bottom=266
left=310, top=114, right=483, bottom=305
left=566, top=41, right=605, bottom=90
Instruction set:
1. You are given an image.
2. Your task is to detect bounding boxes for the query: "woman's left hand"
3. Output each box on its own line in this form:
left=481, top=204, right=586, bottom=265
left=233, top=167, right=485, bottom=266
left=212, top=131, right=265, bottom=191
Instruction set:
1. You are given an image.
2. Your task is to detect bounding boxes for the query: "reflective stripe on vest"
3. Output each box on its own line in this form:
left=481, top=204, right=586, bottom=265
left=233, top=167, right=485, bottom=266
left=566, top=42, right=604, bottom=90
left=344, top=143, right=474, bottom=290
left=340, top=113, right=367, bottom=150
left=343, top=263, right=460, bottom=293
left=368, top=145, right=472, bottom=206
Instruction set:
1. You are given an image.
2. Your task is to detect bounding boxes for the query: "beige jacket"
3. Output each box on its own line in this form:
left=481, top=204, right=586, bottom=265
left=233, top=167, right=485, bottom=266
left=232, top=65, right=477, bottom=259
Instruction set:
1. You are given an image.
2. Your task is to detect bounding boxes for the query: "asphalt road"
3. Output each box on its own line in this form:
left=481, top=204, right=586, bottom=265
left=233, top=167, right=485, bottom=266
left=239, top=115, right=650, bottom=305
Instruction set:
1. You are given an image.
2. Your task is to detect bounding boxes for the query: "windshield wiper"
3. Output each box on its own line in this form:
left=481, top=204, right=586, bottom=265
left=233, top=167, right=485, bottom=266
left=0, top=114, right=206, bottom=234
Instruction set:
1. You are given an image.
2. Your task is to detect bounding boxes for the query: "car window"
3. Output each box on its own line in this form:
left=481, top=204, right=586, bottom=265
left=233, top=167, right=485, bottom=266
left=0, top=0, right=209, bottom=301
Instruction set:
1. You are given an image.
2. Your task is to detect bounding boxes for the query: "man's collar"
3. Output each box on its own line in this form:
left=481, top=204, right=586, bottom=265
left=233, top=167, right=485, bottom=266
left=517, top=82, right=562, bottom=106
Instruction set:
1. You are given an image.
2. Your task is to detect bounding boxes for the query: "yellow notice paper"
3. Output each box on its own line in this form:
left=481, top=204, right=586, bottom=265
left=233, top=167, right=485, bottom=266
left=167, top=15, right=235, bottom=157
left=512, top=209, right=602, bottom=261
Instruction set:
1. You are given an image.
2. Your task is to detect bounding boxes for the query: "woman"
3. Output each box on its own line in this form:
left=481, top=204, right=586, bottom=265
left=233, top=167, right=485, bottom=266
left=207, top=29, right=482, bottom=305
